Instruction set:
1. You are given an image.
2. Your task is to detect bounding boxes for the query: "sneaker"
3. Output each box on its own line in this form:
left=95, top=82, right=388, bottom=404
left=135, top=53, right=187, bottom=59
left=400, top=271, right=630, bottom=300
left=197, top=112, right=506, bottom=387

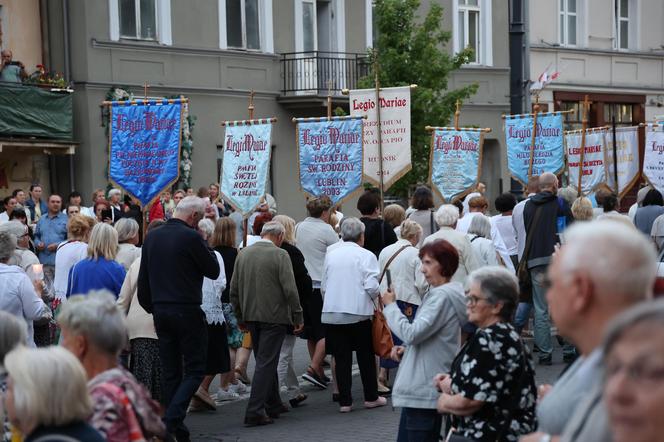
left=364, top=396, right=387, bottom=409
left=302, top=368, right=327, bottom=389
left=322, top=373, right=331, bottom=385
left=229, top=381, right=249, bottom=395
left=538, top=355, right=553, bottom=366
left=339, top=405, right=352, bottom=413
left=214, top=388, right=240, bottom=403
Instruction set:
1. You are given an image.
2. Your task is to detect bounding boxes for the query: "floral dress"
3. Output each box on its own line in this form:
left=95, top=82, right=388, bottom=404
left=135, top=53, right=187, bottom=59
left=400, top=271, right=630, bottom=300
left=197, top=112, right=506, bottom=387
left=449, top=322, right=537, bottom=441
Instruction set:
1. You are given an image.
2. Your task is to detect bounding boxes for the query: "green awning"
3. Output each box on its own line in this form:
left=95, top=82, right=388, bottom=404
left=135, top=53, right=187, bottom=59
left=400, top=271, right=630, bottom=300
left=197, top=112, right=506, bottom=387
left=0, top=83, right=73, bottom=140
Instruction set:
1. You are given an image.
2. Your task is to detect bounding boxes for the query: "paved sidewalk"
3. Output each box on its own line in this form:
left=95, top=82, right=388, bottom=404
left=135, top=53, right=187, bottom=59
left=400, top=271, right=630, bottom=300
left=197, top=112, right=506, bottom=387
left=185, top=338, right=566, bottom=442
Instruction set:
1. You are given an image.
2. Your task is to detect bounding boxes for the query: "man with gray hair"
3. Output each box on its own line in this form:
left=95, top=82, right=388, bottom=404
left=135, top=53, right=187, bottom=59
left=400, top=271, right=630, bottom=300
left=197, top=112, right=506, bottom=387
left=230, top=220, right=303, bottom=426
left=520, top=219, right=657, bottom=442
left=422, top=204, right=479, bottom=284
left=138, top=196, right=219, bottom=441
left=522, top=171, right=574, bottom=365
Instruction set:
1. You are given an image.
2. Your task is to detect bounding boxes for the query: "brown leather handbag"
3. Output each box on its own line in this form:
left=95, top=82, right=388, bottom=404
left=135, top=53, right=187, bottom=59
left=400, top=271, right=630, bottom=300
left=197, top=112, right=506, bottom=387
left=371, top=298, right=394, bottom=358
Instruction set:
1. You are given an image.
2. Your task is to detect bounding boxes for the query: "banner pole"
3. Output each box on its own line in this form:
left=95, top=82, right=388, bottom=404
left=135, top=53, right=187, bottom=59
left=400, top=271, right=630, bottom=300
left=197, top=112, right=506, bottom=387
left=243, top=90, right=255, bottom=248
left=527, top=94, right=540, bottom=179
left=612, top=114, right=619, bottom=194
left=454, top=100, right=461, bottom=131
left=374, top=54, right=385, bottom=212
left=327, top=80, right=333, bottom=120
left=577, top=95, right=591, bottom=196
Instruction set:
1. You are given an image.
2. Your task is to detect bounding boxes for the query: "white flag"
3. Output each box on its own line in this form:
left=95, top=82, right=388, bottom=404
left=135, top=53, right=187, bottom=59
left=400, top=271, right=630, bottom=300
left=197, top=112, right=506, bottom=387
left=605, top=126, right=640, bottom=197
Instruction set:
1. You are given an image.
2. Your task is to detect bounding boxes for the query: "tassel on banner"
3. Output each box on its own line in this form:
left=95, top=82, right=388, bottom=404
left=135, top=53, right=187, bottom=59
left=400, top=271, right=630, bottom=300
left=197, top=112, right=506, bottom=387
left=221, top=118, right=278, bottom=127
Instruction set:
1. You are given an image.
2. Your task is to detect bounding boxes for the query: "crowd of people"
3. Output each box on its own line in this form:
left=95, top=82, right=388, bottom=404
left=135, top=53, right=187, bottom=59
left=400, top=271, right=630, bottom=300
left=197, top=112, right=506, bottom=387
left=0, top=177, right=663, bottom=442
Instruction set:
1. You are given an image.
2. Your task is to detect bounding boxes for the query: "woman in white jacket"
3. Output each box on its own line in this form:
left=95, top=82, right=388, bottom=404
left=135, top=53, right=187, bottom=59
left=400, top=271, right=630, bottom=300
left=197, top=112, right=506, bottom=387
left=382, top=238, right=467, bottom=442
left=467, top=214, right=502, bottom=268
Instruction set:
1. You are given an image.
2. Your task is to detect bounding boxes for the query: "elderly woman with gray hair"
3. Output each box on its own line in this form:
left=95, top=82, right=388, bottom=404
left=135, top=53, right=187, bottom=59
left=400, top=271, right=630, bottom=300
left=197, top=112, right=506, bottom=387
left=602, top=299, right=664, bottom=442
left=0, top=220, right=39, bottom=272
left=321, top=217, right=387, bottom=412
left=1, top=311, right=28, bottom=442
left=436, top=266, right=537, bottom=441
left=466, top=214, right=503, bottom=268
left=114, top=217, right=141, bottom=270
left=0, top=232, right=50, bottom=346
left=3, top=346, right=104, bottom=441
left=59, top=292, right=165, bottom=441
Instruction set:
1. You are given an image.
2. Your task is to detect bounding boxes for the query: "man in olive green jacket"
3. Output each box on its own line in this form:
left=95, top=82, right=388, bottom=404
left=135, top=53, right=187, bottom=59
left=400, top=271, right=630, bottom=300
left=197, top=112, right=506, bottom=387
left=230, top=221, right=303, bottom=426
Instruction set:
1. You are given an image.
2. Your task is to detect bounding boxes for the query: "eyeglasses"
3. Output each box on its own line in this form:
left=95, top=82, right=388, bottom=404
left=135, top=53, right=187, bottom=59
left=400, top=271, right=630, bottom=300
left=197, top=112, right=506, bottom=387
left=606, top=359, right=664, bottom=387
left=466, top=295, right=489, bottom=305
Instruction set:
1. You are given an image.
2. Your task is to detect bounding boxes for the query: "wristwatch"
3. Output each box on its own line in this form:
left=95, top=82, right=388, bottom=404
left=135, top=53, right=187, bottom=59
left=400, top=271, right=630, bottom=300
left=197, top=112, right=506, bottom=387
left=539, top=434, right=552, bottom=442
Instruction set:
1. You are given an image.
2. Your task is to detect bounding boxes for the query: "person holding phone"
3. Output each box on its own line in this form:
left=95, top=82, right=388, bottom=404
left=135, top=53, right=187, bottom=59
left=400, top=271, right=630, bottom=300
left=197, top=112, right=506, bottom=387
left=0, top=50, right=27, bottom=83
left=381, top=239, right=467, bottom=442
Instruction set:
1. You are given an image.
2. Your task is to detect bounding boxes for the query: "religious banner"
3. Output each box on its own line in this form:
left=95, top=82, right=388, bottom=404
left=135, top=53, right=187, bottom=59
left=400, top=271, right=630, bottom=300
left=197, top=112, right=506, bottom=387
left=295, top=116, right=364, bottom=205
left=504, top=112, right=565, bottom=185
left=643, top=125, right=664, bottom=193
left=605, top=126, right=640, bottom=198
left=349, top=86, right=411, bottom=190
left=429, top=128, right=484, bottom=202
left=565, top=127, right=608, bottom=195
left=108, top=99, right=183, bottom=206
left=220, top=120, right=273, bottom=216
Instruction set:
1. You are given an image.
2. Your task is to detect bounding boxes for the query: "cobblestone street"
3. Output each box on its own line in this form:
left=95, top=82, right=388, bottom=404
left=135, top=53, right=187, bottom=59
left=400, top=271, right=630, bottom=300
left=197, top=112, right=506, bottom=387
left=186, top=338, right=565, bottom=442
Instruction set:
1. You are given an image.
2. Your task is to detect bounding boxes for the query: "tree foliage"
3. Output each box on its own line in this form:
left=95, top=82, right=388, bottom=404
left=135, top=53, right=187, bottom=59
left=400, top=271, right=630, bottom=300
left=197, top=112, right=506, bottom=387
left=360, top=0, right=478, bottom=196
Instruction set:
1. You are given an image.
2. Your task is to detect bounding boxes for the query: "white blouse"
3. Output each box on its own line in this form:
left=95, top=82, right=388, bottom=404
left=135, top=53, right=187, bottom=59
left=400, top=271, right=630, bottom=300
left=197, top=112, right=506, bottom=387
left=53, top=241, right=88, bottom=301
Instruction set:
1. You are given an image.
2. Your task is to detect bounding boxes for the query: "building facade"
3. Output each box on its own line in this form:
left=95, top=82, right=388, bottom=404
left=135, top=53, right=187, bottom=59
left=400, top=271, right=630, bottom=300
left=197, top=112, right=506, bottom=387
left=529, top=0, right=664, bottom=133
left=2, top=0, right=511, bottom=218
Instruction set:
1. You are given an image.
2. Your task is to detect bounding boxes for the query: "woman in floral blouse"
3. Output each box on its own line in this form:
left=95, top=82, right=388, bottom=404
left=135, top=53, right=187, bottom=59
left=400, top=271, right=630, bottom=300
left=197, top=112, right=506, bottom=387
left=436, top=266, right=537, bottom=442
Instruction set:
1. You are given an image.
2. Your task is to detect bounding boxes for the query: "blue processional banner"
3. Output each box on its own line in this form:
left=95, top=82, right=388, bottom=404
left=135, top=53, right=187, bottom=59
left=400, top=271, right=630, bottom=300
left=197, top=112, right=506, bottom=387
left=505, top=113, right=565, bottom=184
left=221, top=121, right=273, bottom=216
left=296, top=117, right=364, bottom=205
left=430, top=129, right=484, bottom=202
left=109, top=99, right=183, bottom=206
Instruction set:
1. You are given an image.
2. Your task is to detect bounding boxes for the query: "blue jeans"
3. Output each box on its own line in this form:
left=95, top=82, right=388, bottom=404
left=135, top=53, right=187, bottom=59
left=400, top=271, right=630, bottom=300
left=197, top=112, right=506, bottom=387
left=530, top=266, right=552, bottom=357
left=514, top=302, right=532, bottom=333
left=397, top=408, right=443, bottom=442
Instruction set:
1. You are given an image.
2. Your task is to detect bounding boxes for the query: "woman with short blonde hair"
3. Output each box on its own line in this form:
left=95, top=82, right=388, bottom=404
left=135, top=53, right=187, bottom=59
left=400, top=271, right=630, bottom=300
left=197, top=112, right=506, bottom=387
left=66, top=223, right=126, bottom=298
left=384, top=204, right=406, bottom=236
left=273, top=214, right=296, bottom=244
left=4, top=346, right=103, bottom=441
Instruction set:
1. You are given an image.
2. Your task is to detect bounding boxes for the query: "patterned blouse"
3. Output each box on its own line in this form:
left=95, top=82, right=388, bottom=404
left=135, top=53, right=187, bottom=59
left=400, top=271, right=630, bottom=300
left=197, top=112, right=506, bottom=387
left=449, top=322, right=537, bottom=442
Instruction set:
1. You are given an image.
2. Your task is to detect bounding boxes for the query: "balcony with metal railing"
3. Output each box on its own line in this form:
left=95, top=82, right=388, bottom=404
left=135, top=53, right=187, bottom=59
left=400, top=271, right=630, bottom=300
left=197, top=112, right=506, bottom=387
left=278, top=51, right=370, bottom=109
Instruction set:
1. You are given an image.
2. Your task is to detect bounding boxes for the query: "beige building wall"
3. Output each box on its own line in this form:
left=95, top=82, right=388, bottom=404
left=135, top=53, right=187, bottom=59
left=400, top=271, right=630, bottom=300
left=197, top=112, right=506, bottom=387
left=0, top=0, right=42, bottom=72
left=529, top=0, right=664, bottom=119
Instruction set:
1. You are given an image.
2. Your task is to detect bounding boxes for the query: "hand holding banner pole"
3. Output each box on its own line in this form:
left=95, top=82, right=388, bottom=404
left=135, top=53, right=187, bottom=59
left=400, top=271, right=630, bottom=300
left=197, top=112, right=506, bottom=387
left=528, top=94, right=540, bottom=179
left=577, top=95, right=591, bottom=196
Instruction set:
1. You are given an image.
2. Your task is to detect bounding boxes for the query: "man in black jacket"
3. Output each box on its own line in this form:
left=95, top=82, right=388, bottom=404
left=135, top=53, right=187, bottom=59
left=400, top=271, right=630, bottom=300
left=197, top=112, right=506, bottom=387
left=523, top=172, right=574, bottom=365
left=138, top=196, right=220, bottom=442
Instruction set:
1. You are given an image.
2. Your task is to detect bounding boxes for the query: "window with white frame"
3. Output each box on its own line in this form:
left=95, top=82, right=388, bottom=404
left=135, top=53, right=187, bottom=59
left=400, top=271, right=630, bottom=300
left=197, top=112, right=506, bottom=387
left=226, top=0, right=261, bottom=50
left=119, top=0, right=158, bottom=40
left=453, top=0, right=492, bottom=66
left=458, top=0, right=480, bottom=64
left=109, top=0, right=171, bottom=44
left=559, top=0, right=578, bottom=46
left=614, top=0, right=629, bottom=49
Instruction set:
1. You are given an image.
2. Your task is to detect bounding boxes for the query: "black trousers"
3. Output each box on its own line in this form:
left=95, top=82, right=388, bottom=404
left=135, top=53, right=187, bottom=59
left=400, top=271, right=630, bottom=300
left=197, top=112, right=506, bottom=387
left=153, top=304, right=208, bottom=437
left=245, top=322, right=287, bottom=418
left=325, top=320, right=378, bottom=407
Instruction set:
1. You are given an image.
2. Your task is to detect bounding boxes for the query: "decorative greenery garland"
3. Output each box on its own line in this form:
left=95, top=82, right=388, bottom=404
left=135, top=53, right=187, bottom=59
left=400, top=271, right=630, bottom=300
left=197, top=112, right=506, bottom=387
left=102, top=86, right=196, bottom=190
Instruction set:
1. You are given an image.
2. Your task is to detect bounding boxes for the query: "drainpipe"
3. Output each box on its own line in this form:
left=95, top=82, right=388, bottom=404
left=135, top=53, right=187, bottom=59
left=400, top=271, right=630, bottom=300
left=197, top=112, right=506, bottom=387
left=63, top=0, right=71, bottom=82
left=508, top=0, right=527, bottom=197
left=39, top=0, right=51, bottom=68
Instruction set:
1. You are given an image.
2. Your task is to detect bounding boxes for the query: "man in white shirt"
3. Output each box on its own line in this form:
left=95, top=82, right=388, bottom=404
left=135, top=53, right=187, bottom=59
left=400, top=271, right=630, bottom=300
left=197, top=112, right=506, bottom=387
left=423, top=205, right=479, bottom=285
left=490, top=192, right=519, bottom=269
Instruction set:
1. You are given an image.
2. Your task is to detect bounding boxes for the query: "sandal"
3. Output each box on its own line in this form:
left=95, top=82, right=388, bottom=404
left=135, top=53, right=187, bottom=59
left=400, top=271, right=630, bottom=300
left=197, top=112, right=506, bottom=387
left=235, top=367, right=251, bottom=385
